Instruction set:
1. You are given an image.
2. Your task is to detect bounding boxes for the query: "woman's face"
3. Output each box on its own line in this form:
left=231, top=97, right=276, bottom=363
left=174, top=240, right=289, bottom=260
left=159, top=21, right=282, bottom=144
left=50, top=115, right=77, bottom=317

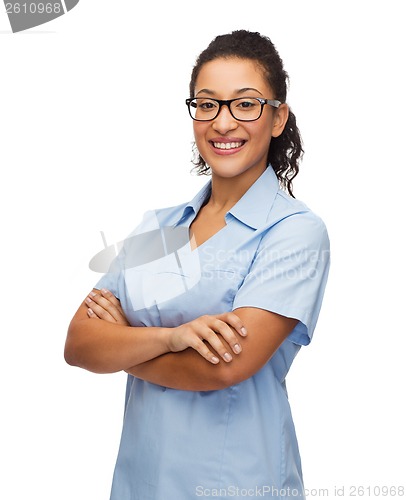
left=193, top=57, right=288, bottom=180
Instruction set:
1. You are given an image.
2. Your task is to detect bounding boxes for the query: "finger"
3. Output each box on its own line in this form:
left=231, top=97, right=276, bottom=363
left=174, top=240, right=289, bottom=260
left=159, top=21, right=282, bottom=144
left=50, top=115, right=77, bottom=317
left=189, top=337, right=220, bottom=365
left=99, top=289, right=128, bottom=322
left=210, top=319, right=242, bottom=355
left=87, top=308, right=99, bottom=319
left=87, top=291, right=124, bottom=323
left=100, top=288, right=121, bottom=307
left=199, top=328, right=234, bottom=363
left=84, top=295, right=116, bottom=322
left=217, top=312, right=248, bottom=337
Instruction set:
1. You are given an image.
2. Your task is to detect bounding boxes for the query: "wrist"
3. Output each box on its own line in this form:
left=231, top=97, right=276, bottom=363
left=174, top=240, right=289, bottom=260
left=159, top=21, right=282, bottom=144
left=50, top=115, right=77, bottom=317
left=159, top=327, right=174, bottom=353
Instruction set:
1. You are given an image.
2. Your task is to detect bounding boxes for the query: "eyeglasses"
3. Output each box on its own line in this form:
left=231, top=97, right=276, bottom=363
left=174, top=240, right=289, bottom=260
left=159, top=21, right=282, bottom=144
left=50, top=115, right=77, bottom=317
left=185, top=97, right=281, bottom=122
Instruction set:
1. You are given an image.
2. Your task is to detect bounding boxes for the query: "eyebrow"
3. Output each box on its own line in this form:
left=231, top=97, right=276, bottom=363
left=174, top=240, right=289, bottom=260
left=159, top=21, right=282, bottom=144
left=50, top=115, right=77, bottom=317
left=195, top=87, right=264, bottom=97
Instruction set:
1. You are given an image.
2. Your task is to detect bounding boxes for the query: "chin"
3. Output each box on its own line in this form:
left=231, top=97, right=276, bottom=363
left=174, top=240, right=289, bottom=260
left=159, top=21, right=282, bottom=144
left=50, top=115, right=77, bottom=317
left=206, top=161, right=246, bottom=178
left=206, top=156, right=265, bottom=180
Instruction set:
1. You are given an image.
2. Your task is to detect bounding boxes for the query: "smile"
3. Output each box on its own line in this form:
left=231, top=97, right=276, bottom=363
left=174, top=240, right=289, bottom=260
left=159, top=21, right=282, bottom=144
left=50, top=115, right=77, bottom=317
left=212, top=141, right=245, bottom=150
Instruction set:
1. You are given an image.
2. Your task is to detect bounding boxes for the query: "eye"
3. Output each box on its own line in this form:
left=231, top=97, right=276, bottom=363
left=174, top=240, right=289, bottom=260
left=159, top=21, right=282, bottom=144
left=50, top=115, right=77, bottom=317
left=197, top=99, right=218, bottom=111
left=235, top=98, right=260, bottom=110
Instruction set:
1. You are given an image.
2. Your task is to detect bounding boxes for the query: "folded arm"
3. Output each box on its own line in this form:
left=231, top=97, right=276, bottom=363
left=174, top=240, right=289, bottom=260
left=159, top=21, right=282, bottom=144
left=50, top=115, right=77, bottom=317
left=127, top=307, right=298, bottom=391
left=66, top=289, right=297, bottom=389
left=64, top=289, right=247, bottom=374
left=65, top=293, right=169, bottom=374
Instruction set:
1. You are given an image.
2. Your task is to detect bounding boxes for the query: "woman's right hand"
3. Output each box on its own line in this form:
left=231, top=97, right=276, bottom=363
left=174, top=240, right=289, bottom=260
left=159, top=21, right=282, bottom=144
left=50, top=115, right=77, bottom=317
left=169, top=313, right=248, bottom=364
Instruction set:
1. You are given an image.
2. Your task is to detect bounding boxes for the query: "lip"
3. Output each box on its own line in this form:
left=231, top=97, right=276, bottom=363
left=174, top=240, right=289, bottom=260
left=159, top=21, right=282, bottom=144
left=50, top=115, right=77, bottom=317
left=209, top=137, right=247, bottom=156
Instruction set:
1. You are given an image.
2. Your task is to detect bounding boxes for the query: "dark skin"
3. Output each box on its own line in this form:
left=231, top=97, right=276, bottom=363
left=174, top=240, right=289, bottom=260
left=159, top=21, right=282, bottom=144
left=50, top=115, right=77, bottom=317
left=68, top=288, right=297, bottom=391
left=126, top=308, right=298, bottom=391
left=64, top=56, right=297, bottom=390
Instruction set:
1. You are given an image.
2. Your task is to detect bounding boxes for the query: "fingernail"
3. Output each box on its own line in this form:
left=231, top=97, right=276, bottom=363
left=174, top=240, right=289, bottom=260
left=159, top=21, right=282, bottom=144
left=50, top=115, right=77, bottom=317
left=241, top=327, right=248, bottom=336
left=87, top=308, right=93, bottom=316
left=211, top=356, right=220, bottom=364
left=234, top=344, right=241, bottom=354
left=224, top=353, right=232, bottom=362
left=85, top=297, right=92, bottom=304
left=101, top=288, right=109, bottom=294
left=89, top=291, right=96, bottom=297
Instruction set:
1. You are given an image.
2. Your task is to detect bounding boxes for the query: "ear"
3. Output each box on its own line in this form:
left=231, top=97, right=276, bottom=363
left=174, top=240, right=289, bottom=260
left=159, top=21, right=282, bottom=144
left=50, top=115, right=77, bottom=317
left=271, top=103, right=290, bottom=138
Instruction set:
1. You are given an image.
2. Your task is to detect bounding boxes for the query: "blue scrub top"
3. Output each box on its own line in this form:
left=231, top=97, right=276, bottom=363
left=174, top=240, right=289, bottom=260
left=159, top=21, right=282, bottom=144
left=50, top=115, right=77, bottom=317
left=95, top=166, right=330, bottom=500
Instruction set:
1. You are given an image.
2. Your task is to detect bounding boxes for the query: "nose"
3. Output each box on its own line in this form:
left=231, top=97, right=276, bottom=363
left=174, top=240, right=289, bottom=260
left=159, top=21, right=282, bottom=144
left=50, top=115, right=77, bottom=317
left=211, top=104, right=238, bottom=134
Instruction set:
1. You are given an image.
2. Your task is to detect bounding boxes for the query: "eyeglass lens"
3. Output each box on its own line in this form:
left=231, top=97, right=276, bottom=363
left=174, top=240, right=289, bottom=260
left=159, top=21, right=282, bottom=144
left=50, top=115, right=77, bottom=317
left=189, top=98, right=262, bottom=121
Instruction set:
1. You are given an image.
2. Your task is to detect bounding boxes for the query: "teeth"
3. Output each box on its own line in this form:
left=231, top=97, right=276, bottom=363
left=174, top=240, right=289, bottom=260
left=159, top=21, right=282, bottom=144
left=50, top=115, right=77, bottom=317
left=213, top=141, right=243, bottom=150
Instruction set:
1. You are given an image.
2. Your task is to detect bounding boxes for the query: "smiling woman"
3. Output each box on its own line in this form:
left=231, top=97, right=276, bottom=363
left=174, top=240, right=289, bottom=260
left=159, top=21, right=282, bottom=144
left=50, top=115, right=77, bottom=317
left=65, top=29, right=330, bottom=500
left=190, top=57, right=288, bottom=181
left=189, top=31, right=303, bottom=196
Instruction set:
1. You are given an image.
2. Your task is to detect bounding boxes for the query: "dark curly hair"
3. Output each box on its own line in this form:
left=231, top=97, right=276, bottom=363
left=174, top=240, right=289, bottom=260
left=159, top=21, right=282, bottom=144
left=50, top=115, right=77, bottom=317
left=189, top=30, right=303, bottom=197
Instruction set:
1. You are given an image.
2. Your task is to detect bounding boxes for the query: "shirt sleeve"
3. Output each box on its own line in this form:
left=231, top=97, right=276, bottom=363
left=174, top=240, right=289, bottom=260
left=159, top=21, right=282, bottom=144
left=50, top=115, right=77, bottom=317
left=232, top=211, right=330, bottom=346
left=93, top=241, right=126, bottom=299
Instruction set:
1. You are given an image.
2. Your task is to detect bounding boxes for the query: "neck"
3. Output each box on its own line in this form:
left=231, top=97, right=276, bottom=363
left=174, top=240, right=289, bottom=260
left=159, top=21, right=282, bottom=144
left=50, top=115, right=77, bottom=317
left=208, top=164, right=267, bottom=213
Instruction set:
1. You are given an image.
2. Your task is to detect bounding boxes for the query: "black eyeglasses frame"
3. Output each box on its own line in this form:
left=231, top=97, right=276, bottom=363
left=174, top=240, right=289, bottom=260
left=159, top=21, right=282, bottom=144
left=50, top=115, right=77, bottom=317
left=185, top=97, right=282, bottom=122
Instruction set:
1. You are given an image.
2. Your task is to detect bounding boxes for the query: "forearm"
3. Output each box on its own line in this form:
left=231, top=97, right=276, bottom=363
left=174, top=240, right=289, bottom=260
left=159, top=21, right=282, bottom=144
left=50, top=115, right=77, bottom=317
left=127, top=347, right=233, bottom=391
left=65, top=305, right=171, bottom=374
left=127, top=308, right=298, bottom=391
left=66, top=292, right=247, bottom=377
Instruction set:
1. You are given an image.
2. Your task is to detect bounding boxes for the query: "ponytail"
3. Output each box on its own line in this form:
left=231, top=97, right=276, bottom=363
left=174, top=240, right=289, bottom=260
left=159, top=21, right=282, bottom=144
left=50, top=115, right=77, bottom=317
left=268, top=110, right=303, bottom=197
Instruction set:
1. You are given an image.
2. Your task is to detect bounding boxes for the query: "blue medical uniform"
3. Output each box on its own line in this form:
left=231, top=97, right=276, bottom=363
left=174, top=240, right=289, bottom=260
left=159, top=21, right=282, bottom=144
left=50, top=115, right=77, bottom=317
left=95, top=166, right=330, bottom=500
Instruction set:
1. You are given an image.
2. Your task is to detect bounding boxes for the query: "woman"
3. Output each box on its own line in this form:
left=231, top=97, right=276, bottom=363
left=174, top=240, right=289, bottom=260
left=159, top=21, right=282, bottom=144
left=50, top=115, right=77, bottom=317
left=65, top=30, right=330, bottom=499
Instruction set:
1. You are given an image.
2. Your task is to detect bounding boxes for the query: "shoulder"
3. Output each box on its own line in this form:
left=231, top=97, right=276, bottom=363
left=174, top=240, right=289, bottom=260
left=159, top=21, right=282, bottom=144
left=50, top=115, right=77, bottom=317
left=117, top=201, right=191, bottom=258
left=125, top=202, right=189, bottom=237
left=154, top=202, right=190, bottom=226
left=262, top=190, right=329, bottom=251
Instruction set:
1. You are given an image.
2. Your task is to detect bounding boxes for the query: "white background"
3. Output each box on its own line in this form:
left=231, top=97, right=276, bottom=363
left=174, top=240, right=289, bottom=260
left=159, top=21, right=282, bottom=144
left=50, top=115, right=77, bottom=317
left=1, top=1, right=405, bottom=498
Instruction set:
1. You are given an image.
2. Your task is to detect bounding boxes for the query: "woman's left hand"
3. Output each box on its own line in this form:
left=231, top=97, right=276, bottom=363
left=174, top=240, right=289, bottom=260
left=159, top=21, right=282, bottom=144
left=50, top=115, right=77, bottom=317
left=85, top=288, right=130, bottom=326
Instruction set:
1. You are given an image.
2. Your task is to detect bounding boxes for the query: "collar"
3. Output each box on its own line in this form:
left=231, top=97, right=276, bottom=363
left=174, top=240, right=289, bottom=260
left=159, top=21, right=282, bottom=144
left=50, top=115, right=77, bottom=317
left=174, top=180, right=212, bottom=227
left=174, top=166, right=280, bottom=230
left=227, top=166, right=279, bottom=229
